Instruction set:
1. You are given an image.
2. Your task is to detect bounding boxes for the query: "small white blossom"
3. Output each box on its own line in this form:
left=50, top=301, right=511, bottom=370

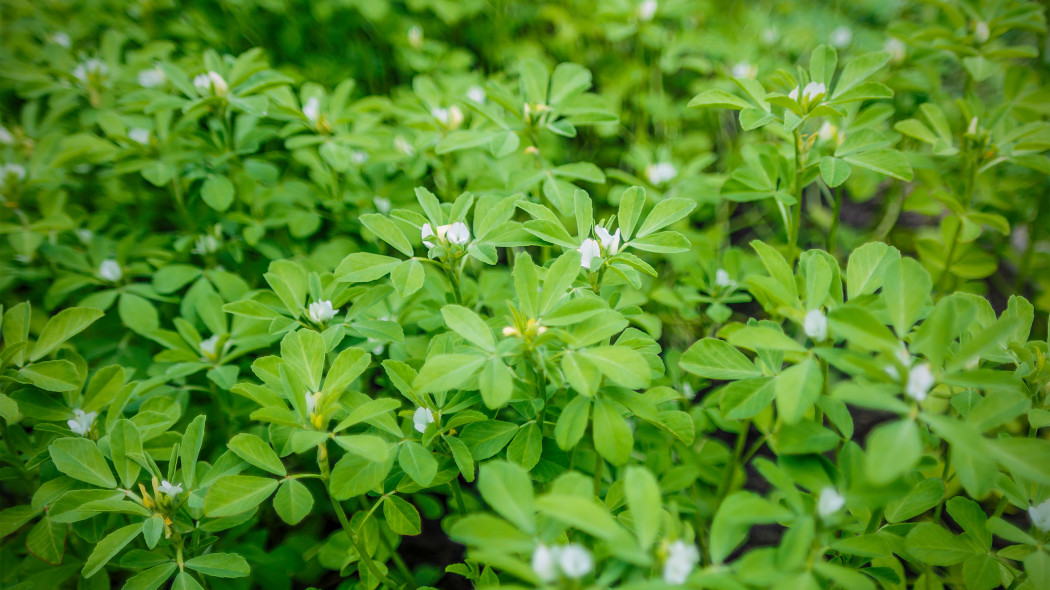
left=0, top=126, right=13, bottom=144
left=408, top=25, right=423, bottom=49
left=715, top=269, right=733, bottom=288
left=302, top=97, right=321, bottom=123
left=803, top=309, right=827, bottom=341
left=905, top=363, right=934, bottom=402
left=0, top=163, right=26, bottom=188
left=67, top=409, right=97, bottom=436
left=158, top=480, right=183, bottom=499
left=761, top=27, right=779, bottom=45
left=637, top=0, right=658, bottom=21
left=663, top=540, right=700, bottom=585
left=128, top=128, right=150, bottom=145
left=75, top=229, right=94, bottom=244
left=595, top=226, right=621, bottom=254
left=1029, top=499, right=1050, bottom=532
left=818, top=487, right=845, bottom=518
left=194, top=234, right=220, bottom=255
left=578, top=238, right=602, bottom=270
left=199, top=335, right=219, bottom=358
left=531, top=544, right=559, bottom=582
left=431, top=107, right=449, bottom=125
left=830, top=26, right=853, bottom=48
left=558, top=544, right=593, bottom=579
left=138, top=67, right=166, bottom=88
left=194, top=71, right=228, bottom=96
left=374, top=196, right=391, bottom=214
left=305, top=390, right=323, bottom=416
left=646, top=162, right=678, bottom=185
left=51, top=32, right=72, bottom=48
left=502, top=326, right=518, bottom=337
left=308, top=300, right=337, bottom=324
left=967, top=116, right=979, bottom=137
left=467, top=85, right=486, bottom=104
left=792, top=82, right=826, bottom=105
left=974, top=21, right=990, bottom=43
left=352, top=151, right=369, bottom=165
left=413, top=407, right=435, bottom=433
left=394, top=135, right=415, bottom=156
left=885, top=38, right=906, bottom=63
left=818, top=121, right=837, bottom=143
left=98, top=259, right=122, bottom=282
left=422, top=222, right=470, bottom=248
left=73, top=58, right=107, bottom=83
left=731, top=61, right=757, bottom=79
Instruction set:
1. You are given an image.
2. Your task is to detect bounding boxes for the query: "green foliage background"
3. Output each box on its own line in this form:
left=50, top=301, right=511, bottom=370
left=1, top=0, right=1050, bottom=589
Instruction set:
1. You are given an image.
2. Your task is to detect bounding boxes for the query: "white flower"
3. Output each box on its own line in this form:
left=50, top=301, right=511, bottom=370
left=761, top=27, right=779, bottom=45
left=595, top=226, right=621, bottom=254
left=0, top=163, right=26, bottom=188
left=558, top=544, right=593, bottom=579
left=73, top=58, right=107, bottom=83
left=578, top=238, right=602, bottom=270
left=302, top=97, right=321, bottom=123
left=803, top=310, right=827, bottom=341
left=0, top=126, right=13, bottom=144
left=67, top=409, right=97, bottom=436
left=502, top=326, right=518, bottom=337
left=1029, top=499, right=1050, bottom=532
left=374, top=196, right=391, bottom=214
left=637, top=0, right=658, bottom=22
left=194, top=71, right=228, bottom=96
left=905, top=363, right=935, bottom=401
left=394, top=135, right=415, bottom=156
left=531, top=544, right=559, bottom=582
left=830, top=26, right=853, bottom=48
left=663, top=540, right=699, bottom=585
left=408, top=25, right=423, bottom=49
left=138, top=67, right=166, bottom=88
left=158, top=480, right=183, bottom=499
left=98, top=259, right=122, bottom=282
left=467, top=85, right=486, bottom=104
left=818, top=487, right=845, bottom=518
left=51, top=32, right=72, bottom=48
left=715, top=269, right=733, bottom=288
left=448, top=105, right=464, bottom=129
left=75, top=229, right=94, bottom=244
left=199, top=335, right=220, bottom=358
left=804, top=82, right=826, bottom=102
left=413, top=407, right=435, bottom=433
left=731, top=61, right=757, bottom=79
left=885, top=38, right=906, bottom=63
left=128, top=128, right=150, bottom=145
left=974, top=21, right=990, bottom=43
left=305, top=390, right=323, bottom=416
left=431, top=107, right=450, bottom=125
left=308, top=300, right=337, bottom=324
left=967, top=116, right=979, bottom=136
left=646, top=162, right=678, bottom=185
left=194, top=234, right=220, bottom=255
left=422, top=222, right=470, bottom=248
left=352, top=151, right=369, bottom=165
left=818, top=121, right=837, bottom=142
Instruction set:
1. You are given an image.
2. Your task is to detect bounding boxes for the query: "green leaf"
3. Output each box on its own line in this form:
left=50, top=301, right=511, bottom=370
left=819, top=156, right=851, bottom=187
left=110, top=419, right=143, bottom=488
left=441, top=305, right=495, bottom=351
left=228, top=433, right=286, bottom=476
left=383, top=495, right=422, bottom=535
left=26, top=516, right=66, bottom=565
left=775, top=358, right=822, bottom=424
left=202, top=475, right=278, bottom=517
left=184, top=553, right=250, bottom=578
left=414, top=354, right=486, bottom=393
left=448, top=514, right=534, bottom=553
left=636, top=198, right=696, bottom=238
left=555, top=396, right=591, bottom=450
left=83, top=523, right=141, bottom=577
left=580, top=346, right=650, bottom=389
left=143, top=515, right=164, bottom=549
left=330, top=451, right=395, bottom=499
left=904, top=523, right=972, bottom=565
left=479, top=357, right=514, bottom=409
left=171, top=572, right=204, bottom=590
left=833, top=51, right=890, bottom=98
left=720, top=378, right=776, bottom=419
left=360, top=213, right=414, bottom=257
left=535, top=494, right=625, bottom=540
left=709, top=492, right=792, bottom=563
left=49, top=437, right=116, bottom=488
left=478, top=461, right=535, bottom=533
left=31, top=307, right=104, bottom=361
left=593, top=398, right=633, bottom=465
left=846, top=242, right=900, bottom=300
left=391, top=259, right=425, bottom=297
left=21, top=360, right=82, bottom=392
left=335, top=252, right=401, bottom=283
left=625, top=466, right=661, bottom=550
left=506, top=421, right=543, bottom=471
left=399, top=441, right=438, bottom=486
left=121, top=563, right=177, bottom=590
left=688, top=88, right=752, bottom=110
left=201, top=175, right=234, bottom=211
left=827, top=306, right=898, bottom=353
left=728, top=326, right=806, bottom=352
left=180, top=415, right=206, bottom=489
left=866, top=419, right=921, bottom=485
left=680, top=338, right=761, bottom=380
left=280, top=329, right=325, bottom=392
left=882, top=257, right=931, bottom=337
left=443, top=435, right=475, bottom=482
left=842, top=149, right=913, bottom=181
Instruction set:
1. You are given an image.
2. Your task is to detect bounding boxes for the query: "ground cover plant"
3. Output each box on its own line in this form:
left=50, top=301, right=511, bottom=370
left=2, top=0, right=1050, bottom=588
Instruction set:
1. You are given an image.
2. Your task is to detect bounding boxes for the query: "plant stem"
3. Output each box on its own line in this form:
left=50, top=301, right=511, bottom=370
left=715, top=420, right=751, bottom=504
left=789, top=129, right=805, bottom=260
left=828, top=185, right=843, bottom=255
left=317, top=443, right=399, bottom=589
left=450, top=478, right=468, bottom=514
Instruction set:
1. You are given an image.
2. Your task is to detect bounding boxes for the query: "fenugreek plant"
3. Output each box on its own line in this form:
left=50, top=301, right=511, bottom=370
left=2, top=1, right=1049, bottom=589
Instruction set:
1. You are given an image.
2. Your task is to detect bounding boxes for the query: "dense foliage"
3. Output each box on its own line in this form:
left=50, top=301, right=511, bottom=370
left=2, top=0, right=1050, bottom=589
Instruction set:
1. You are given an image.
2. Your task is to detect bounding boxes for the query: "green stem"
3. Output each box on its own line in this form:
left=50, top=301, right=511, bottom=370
left=789, top=129, right=805, bottom=260
left=317, top=444, right=399, bottom=589
left=715, top=420, right=751, bottom=504
left=377, top=525, right=416, bottom=589
left=450, top=479, right=468, bottom=514
left=592, top=455, right=603, bottom=497
left=828, top=185, right=843, bottom=255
